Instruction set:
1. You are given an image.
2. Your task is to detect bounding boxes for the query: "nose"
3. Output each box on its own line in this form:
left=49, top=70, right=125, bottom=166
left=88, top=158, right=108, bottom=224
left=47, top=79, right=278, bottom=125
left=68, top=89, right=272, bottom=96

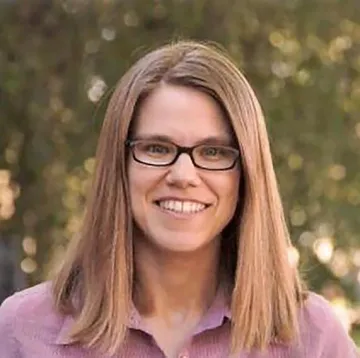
left=165, top=153, right=201, bottom=188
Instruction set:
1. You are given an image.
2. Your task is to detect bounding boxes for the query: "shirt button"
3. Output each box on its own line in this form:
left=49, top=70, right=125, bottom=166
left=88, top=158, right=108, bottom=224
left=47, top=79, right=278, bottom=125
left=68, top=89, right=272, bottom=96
left=178, top=353, right=189, bottom=358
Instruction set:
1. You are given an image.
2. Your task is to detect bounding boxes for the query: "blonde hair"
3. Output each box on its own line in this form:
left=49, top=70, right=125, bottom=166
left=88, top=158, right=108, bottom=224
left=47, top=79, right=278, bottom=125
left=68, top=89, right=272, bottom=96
left=52, top=40, right=304, bottom=355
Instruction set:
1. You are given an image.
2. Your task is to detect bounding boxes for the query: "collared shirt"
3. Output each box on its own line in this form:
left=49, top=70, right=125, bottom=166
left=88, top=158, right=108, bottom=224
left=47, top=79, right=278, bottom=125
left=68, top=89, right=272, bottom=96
left=0, top=282, right=358, bottom=357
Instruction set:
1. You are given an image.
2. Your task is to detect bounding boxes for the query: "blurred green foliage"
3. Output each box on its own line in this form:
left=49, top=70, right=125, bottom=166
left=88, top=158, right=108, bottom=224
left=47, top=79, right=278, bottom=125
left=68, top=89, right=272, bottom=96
left=0, top=0, right=359, bottom=342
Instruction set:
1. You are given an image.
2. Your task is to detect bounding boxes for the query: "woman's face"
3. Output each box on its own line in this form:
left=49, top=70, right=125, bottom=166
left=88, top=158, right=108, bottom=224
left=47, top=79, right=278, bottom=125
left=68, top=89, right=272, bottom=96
left=127, top=84, right=240, bottom=254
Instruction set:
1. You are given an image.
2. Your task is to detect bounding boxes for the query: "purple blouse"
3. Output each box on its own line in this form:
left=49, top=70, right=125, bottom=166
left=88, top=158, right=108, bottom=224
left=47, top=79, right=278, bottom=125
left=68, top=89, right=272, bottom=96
left=0, top=282, right=358, bottom=357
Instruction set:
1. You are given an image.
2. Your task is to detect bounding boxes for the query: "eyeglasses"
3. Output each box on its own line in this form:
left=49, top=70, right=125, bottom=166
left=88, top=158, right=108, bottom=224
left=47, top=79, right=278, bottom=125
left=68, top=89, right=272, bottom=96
left=126, top=139, right=240, bottom=171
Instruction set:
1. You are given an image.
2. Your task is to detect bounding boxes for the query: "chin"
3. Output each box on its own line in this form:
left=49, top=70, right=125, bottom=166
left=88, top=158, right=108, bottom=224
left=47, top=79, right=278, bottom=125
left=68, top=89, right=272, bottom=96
left=151, top=232, right=217, bottom=254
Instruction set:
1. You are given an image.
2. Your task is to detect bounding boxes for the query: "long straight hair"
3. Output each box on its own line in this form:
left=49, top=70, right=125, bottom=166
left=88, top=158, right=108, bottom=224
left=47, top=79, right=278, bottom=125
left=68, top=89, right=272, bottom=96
left=52, top=40, right=304, bottom=355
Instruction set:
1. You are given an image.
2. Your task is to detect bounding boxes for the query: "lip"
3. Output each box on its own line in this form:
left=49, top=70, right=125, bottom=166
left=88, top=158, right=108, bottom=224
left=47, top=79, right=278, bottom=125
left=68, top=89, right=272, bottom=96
left=154, top=200, right=210, bottom=219
left=153, top=197, right=212, bottom=206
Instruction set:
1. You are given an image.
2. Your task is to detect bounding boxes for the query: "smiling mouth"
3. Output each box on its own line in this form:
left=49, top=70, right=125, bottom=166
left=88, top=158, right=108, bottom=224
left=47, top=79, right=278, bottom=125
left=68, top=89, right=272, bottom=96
left=154, top=200, right=210, bottom=214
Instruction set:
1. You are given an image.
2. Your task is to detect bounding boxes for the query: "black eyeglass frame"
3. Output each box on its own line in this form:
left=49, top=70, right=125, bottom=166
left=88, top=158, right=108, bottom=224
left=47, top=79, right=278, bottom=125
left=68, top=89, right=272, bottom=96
left=125, top=139, right=240, bottom=171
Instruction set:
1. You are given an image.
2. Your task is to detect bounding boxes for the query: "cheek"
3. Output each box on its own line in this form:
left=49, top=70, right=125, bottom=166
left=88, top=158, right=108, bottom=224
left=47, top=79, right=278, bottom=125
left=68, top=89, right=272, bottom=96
left=127, top=163, right=162, bottom=209
left=128, top=160, right=148, bottom=194
left=224, top=171, right=240, bottom=199
left=218, top=172, right=240, bottom=217
left=127, top=165, right=136, bottom=196
left=127, top=164, right=143, bottom=214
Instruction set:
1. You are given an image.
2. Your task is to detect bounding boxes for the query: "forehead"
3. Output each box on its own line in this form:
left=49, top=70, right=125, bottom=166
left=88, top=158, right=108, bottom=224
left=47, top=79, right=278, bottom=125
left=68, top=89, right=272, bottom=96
left=132, top=84, right=233, bottom=144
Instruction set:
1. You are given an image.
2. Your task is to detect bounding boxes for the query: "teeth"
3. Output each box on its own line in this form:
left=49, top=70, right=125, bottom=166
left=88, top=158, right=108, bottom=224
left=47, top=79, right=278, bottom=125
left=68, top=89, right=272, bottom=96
left=158, top=200, right=206, bottom=213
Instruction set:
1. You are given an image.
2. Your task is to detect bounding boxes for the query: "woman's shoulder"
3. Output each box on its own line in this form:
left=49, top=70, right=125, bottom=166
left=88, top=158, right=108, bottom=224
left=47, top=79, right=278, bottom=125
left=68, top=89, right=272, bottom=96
left=0, top=281, right=58, bottom=321
left=298, top=291, right=359, bottom=357
left=0, top=281, right=66, bottom=355
left=301, top=291, right=340, bottom=327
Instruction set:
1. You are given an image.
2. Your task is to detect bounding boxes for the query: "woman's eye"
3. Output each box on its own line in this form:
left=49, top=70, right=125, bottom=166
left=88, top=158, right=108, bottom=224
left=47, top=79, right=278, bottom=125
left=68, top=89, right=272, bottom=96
left=145, top=143, right=170, bottom=154
left=148, top=145, right=168, bottom=153
left=203, top=147, right=220, bottom=157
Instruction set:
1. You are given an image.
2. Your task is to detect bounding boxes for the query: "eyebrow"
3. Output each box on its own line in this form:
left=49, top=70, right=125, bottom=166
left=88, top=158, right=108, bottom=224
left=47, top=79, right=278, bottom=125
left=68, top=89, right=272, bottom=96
left=132, top=134, right=235, bottom=146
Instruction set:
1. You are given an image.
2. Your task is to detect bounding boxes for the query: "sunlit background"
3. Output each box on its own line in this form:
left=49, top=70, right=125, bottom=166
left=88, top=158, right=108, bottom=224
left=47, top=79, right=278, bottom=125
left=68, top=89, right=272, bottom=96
left=0, top=0, right=360, bottom=345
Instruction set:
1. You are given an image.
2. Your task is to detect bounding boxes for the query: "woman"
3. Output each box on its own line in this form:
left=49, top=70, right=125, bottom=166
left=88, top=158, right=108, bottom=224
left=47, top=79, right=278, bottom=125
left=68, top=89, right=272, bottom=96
left=0, top=41, right=358, bottom=357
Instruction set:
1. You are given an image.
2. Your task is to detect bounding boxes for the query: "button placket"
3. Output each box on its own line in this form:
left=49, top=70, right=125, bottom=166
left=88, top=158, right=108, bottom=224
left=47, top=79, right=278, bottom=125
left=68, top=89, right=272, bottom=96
left=178, top=350, right=189, bottom=358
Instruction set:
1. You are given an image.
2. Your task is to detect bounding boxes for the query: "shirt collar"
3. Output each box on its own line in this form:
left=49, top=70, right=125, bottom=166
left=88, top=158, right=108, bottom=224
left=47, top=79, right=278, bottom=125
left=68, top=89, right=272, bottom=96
left=55, top=315, right=76, bottom=345
left=55, top=289, right=231, bottom=345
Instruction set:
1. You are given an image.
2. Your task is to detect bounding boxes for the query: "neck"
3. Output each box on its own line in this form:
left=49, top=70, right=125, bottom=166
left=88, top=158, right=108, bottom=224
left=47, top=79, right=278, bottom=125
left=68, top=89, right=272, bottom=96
left=133, top=238, right=221, bottom=323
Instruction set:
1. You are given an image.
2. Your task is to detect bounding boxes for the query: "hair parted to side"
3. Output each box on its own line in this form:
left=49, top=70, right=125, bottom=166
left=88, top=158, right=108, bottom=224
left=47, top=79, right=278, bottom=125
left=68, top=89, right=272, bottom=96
left=52, top=40, right=305, bottom=355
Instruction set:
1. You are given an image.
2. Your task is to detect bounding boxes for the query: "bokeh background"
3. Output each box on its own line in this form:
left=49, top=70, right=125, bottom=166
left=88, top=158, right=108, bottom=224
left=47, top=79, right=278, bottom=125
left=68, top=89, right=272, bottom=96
left=1, top=0, right=360, bottom=345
